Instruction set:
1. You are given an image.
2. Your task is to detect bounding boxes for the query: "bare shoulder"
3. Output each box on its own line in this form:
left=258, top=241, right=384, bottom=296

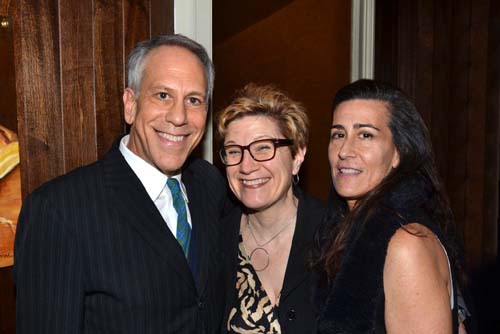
left=384, top=223, right=450, bottom=291
left=386, top=223, right=445, bottom=265
left=384, top=223, right=453, bottom=334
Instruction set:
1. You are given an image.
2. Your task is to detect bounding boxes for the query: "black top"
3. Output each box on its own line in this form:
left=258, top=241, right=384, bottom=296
left=226, top=241, right=282, bottom=333
left=316, top=177, right=459, bottom=334
left=219, top=187, right=325, bottom=334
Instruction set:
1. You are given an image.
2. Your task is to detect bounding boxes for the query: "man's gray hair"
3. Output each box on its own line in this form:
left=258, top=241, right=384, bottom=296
left=126, top=34, right=215, bottom=104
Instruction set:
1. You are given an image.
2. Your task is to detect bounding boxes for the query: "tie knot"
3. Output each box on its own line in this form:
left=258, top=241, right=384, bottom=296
left=166, top=177, right=182, bottom=196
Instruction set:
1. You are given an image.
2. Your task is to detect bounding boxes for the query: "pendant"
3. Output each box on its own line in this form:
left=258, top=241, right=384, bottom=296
left=249, top=247, right=270, bottom=272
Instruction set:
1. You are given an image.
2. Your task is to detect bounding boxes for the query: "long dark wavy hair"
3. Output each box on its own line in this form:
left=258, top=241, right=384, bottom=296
left=315, top=79, right=463, bottom=284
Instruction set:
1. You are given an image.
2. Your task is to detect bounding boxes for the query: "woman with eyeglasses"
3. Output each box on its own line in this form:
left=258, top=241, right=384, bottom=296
left=216, top=83, right=325, bottom=334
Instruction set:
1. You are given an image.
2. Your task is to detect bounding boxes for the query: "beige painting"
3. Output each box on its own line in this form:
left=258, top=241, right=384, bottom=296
left=0, top=124, right=20, bottom=267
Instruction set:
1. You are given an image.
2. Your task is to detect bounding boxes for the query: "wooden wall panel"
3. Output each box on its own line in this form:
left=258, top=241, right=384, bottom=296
left=60, top=0, right=97, bottom=171
left=465, top=0, right=489, bottom=270
left=124, top=0, right=149, bottom=60
left=375, top=0, right=498, bottom=272
left=2, top=2, right=174, bottom=333
left=14, top=0, right=64, bottom=196
left=484, top=0, right=500, bottom=262
left=374, top=0, right=398, bottom=85
left=13, top=0, right=173, bottom=195
left=0, top=14, right=16, bottom=132
left=0, top=4, right=16, bottom=334
left=394, top=0, right=417, bottom=98
left=413, top=0, right=434, bottom=127
left=376, top=2, right=499, bottom=329
left=94, top=0, right=127, bottom=157
left=441, top=0, right=468, bottom=236
left=151, top=0, right=174, bottom=36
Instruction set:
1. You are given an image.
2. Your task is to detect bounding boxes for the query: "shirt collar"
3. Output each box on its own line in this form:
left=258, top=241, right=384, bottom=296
left=119, top=135, right=189, bottom=203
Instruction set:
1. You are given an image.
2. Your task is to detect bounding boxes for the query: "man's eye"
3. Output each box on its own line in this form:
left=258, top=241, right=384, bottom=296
left=157, top=92, right=169, bottom=100
left=186, top=97, right=203, bottom=106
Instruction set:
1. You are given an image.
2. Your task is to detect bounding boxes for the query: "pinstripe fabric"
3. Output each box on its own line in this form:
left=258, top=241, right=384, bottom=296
left=14, top=142, right=227, bottom=334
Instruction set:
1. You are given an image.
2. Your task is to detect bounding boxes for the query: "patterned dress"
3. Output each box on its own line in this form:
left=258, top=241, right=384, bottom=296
left=227, top=241, right=281, bottom=334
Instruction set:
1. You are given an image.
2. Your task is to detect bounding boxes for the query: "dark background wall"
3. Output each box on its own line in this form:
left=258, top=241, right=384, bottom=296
left=376, top=0, right=499, bottom=331
left=213, top=0, right=352, bottom=200
left=0, top=14, right=15, bottom=132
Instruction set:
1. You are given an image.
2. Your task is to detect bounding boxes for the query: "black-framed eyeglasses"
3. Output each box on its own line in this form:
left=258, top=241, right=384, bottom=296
left=219, top=138, right=294, bottom=166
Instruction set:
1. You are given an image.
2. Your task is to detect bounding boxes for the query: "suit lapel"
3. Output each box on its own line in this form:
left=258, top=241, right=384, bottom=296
left=182, top=166, right=210, bottom=295
left=102, top=146, right=195, bottom=290
left=280, top=189, right=320, bottom=300
left=220, top=207, right=243, bottom=329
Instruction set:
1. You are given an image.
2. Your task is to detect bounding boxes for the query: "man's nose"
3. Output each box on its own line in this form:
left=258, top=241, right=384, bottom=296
left=166, top=99, right=187, bottom=126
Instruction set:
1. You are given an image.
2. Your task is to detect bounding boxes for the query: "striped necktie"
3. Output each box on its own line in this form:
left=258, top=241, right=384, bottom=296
left=166, top=178, right=191, bottom=257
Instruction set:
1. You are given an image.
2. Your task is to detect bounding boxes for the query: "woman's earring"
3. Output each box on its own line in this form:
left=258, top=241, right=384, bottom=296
left=293, top=174, right=300, bottom=185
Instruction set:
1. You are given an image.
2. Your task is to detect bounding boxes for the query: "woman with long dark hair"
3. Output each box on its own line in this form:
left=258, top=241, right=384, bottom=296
left=314, top=79, right=464, bottom=333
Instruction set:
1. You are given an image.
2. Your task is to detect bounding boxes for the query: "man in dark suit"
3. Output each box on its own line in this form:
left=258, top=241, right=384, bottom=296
left=14, top=34, right=227, bottom=334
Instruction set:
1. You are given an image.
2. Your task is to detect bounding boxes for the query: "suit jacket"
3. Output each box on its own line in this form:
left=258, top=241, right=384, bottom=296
left=14, top=142, right=227, bottom=334
left=220, top=187, right=325, bottom=334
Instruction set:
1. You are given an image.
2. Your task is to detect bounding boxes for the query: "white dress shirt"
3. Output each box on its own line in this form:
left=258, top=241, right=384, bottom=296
left=119, top=135, right=192, bottom=237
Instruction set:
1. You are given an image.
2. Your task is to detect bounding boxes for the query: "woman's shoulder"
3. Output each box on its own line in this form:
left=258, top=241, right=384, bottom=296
left=384, top=222, right=451, bottom=303
left=383, top=222, right=454, bottom=333
left=386, top=222, right=446, bottom=262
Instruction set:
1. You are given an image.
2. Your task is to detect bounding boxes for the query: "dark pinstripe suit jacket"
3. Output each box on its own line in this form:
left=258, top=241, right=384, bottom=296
left=14, top=143, right=227, bottom=334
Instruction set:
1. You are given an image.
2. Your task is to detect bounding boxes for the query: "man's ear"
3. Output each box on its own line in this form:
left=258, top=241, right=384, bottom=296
left=123, top=88, right=137, bottom=125
left=293, top=146, right=307, bottom=175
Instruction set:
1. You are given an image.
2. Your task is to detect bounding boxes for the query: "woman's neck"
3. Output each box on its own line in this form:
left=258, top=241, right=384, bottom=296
left=248, top=194, right=298, bottom=235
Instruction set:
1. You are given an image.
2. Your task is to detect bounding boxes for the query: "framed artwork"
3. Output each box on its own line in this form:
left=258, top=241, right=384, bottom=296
left=0, top=14, right=19, bottom=268
left=0, top=125, right=19, bottom=267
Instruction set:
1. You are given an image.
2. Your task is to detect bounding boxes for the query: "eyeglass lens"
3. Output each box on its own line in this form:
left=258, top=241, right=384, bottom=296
left=221, top=139, right=292, bottom=166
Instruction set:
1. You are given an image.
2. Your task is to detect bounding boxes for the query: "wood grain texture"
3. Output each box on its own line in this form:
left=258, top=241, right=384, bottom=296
left=151, top=0, right=174, bottom=36
left=13, top=0, right=64, bottom=196
left=0, top=0, right=10, bottom=16
left=4, top=2, right=174, bottom=331
left=429, top=0, right=452, bottom=186
left=0, top=5, right=16, bottom=334
left=374, top=0, right=398, bottom=85
left=413, top=0, right=434, bottom=128
left=124, top=0, right=149, bottom=60
left=484, top=0, right=500, bottom=261
left=94, top=0, right=127, bottom=157
left=60, top=0, right=98, bottom=170
left=0, top=15, right=16, bottom=132
left=375, top=0, right=499, bottom=270
left=395, top=0, right=418, bottom=98
left=465, top=0, right=489, bottom=268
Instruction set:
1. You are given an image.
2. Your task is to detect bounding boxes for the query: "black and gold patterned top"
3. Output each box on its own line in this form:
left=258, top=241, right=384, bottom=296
left=226, top=241, right=281, bottom=334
